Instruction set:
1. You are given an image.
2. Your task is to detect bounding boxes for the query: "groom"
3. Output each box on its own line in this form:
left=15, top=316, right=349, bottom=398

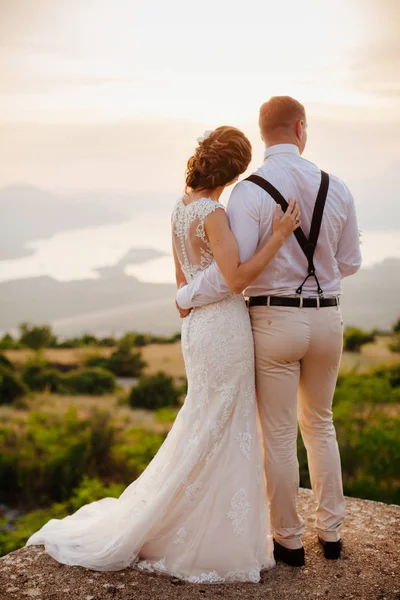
left=176, top=96, right=362, bottom=566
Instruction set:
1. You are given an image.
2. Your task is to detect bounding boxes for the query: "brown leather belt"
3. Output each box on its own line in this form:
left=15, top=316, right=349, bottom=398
left=247, top=296, right=340, bottom=308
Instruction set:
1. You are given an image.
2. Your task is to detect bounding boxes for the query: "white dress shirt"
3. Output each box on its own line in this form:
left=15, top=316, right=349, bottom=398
left=176, top=144, right=362, bottom=309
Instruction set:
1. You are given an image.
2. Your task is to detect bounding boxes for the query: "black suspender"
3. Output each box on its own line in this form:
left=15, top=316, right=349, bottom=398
left=245, top=171, right=330, bottom=296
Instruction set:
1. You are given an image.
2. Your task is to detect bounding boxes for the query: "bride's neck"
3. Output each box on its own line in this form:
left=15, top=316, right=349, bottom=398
left=189, top=186, right=224, bottom=202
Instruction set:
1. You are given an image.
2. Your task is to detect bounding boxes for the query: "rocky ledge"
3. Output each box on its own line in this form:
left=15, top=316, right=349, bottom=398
left=0, top=489, right=399, bottom=600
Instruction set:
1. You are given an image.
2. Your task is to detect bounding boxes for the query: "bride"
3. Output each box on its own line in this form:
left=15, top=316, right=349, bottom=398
left=27, top=126, right=300, bottom=584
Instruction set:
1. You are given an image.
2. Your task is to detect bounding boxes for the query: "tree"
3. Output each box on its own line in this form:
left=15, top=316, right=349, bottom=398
left=343, top=327, right=375, bottom=353
left=19, top=323, right=56, bottom=352
left=79, top=333, right=99, bottom=347
left=133, top=334, right=147, bottom=347
left=129, top=371, right=181, bottom=410
left=0, top=334, right=21, bottom=350
left=393, top=318, right=400, bottom=335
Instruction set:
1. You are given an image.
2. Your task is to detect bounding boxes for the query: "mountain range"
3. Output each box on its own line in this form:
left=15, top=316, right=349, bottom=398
left=0, top=255, right=398, bottom=336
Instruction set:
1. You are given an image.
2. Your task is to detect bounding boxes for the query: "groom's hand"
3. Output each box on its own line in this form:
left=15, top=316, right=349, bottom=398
left=176, top=300, right=191, bottom=318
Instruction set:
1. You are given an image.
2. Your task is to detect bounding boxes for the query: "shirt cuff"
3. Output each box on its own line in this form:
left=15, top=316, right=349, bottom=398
left=176, top=284, right=196, bottom=310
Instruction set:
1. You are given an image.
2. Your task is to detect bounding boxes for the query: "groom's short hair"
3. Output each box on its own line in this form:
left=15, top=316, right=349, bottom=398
left=259, top=96, right=306, bottom=138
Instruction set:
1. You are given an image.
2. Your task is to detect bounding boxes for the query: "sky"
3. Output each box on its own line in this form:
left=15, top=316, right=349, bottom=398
left=0, top=0, right=399, bottom=228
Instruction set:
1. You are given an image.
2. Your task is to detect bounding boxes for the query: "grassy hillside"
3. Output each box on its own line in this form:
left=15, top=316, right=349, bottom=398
left=0, top=335, right=399, bottom=557
left=5, top=335, right=400, bottom=378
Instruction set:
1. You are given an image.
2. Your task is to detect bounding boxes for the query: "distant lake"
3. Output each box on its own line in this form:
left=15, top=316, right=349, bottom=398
left=0, top=215, right=399, bottom=284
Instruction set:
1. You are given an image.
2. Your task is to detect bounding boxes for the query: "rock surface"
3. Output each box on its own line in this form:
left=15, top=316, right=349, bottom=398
left=0, top=489, right=399, bottom=600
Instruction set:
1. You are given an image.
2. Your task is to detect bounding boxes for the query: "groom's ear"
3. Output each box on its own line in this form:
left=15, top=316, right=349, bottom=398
left=296, top=119, right=307, bottom=143
left=295, top=120, right=303, bottom=139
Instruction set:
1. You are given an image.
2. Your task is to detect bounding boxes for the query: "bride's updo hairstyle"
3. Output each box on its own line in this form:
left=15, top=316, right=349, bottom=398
left=185, top=126, right=252, bottom=191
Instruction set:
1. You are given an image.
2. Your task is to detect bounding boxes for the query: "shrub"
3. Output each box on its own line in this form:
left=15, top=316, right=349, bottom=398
left=393, top=318, right=400, bottom=335
left=108, top=348, right=146, bottom=377
left=111, top=428, right=165, bottom=477
left=343, top=327, right=375, bottom=352
left=0, top=477, right=125, bottom=556
left=155, top=407, right=179, bottom=424
left=21, top=360, right=61, bottom=393
left=60, top=367, right=116, bottom=396
left=149, top=332, right=181, bottom=344
left=0, top=407, right=116, bottom=507
left=388, top=336, right=400, bottom=354
left=84, top=353, right=110, bottom=370
left=0, top=353, right=14, bottom=370
left=129, top=371, right=181, bottom=410
left=0, top=366, right=27, bottom=405
left=372, top=363, right=400, bottom=388
left=99, top=336, right=117, bottom=347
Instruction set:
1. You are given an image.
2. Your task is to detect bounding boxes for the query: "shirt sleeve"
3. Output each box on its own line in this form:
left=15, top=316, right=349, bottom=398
left=335, top=188, right=362, bottom=278
left=176, top=181, right=261, bottom=309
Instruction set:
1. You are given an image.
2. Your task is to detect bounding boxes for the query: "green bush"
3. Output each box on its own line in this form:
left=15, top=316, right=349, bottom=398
left=0, top=408, right=116, bottom=507
left=333, top=371, right=399, bottom=408
left=99, top=336, right=117, bottom=347
left=298, top=363, right=400, bottom=505
left=0, top=353, right=14, bottom=370
left=343, top=327, right=375, bottom=352
left=60, top=367, right=116, bottom=396
left=21, top=360, right=61, bottom=393
left=0, top=366, right=27, bottom=405
left=84, top=353, right=110, bottom=370
left=0, top=477, right=125, bottom=556
left=111, top=428, right=165, bottom=476
left=0, top=333, right=22, bottom=350
left=84, top=348, right=146, bottom=378
left=372, top=362, right=400, bottom=388
left=108, top=348, right=146, bottom=377
left=393, top=318, right=400, bottom=335
left=129, top=371, right=181, bottom=410
left=388, top=336, right=400, bottom=354
left=155, top=407, right=179, bottom=424
left=149, top=332, right=181, bottom=344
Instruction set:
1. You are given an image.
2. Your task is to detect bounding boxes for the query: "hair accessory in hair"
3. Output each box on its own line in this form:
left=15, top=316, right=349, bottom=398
left=197, top=130, right=214, bottom=143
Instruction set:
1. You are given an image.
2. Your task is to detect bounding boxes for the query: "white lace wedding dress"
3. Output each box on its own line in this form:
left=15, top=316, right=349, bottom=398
left=26, top=197, right=274, bottom=583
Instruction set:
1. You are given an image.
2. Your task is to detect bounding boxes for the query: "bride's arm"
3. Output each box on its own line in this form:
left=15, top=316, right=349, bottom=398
left=204, top=201, right=300, bottom=294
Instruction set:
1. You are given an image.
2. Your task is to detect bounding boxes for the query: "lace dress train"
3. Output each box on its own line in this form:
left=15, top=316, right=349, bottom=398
left=26, top=198, right=274, bottom=583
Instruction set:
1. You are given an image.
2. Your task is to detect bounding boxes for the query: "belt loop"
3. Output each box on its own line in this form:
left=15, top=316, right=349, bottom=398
left=316, top=296, right=320, bottom=310
left=267, top=296, right=271, bottom=307
left=299, top=296, right=303, bottom=309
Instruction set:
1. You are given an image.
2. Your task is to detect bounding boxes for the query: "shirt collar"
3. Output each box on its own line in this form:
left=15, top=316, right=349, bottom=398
left=264, top=143, right=300, bottom=160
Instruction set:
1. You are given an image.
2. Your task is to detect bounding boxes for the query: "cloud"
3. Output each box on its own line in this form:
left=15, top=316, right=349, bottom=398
left=348, top=0, right=400, bottom=100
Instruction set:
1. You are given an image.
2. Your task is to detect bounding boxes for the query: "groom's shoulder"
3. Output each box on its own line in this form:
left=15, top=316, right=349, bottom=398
left=325, top=172, right=354, bottom=203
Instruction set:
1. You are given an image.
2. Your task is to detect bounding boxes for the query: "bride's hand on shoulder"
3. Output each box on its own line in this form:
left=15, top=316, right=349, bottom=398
left=272, top=199, right=301, bottom=241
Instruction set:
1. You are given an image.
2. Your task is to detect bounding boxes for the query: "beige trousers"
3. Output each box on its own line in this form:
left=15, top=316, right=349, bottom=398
left=250, top=304, right=346, bottom=549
